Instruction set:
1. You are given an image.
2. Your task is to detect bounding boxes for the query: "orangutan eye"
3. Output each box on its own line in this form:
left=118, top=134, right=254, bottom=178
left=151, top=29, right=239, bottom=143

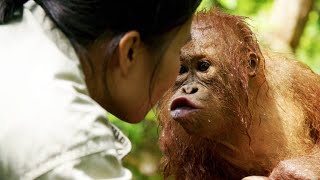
left=179, top=65, right=188, bottom=74
left=197, top=61, right=210, bottom=72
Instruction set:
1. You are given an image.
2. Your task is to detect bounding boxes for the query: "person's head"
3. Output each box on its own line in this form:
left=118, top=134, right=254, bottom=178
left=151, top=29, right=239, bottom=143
left=0, top=0, right=201, bottom=123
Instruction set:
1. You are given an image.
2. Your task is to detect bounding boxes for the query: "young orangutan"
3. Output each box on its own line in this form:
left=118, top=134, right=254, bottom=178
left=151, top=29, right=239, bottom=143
left=158, top=9, right=320, bottom=180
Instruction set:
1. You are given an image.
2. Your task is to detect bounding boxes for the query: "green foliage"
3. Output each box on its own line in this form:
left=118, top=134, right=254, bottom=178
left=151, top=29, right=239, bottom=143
left=197, top=0, right=216, bottom=11
left=108, top=111, right=162, bottom=180
left=198, top=0, right=273, bottom=15
left=222, top=0, right=273, bottom=15
left=296, top=11, right=320, bottom=73
left=108, top=111, right=158, bottom=153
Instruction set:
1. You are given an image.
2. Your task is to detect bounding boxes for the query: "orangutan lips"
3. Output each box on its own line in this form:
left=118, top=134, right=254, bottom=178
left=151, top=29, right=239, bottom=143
left=170, top=97, right=199, bottom=120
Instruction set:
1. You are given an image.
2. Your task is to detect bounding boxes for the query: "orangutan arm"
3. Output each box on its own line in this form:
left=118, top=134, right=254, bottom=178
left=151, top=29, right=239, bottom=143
left=269, top=146, right=320, bottom=180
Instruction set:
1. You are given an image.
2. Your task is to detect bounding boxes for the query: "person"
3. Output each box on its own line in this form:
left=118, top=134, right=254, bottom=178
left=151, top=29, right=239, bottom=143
left=0, top=0, right=201, bottom=179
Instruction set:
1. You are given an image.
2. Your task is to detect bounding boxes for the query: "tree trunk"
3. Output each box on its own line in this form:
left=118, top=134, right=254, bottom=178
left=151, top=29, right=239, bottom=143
left=266, top=0, right=314, bottom=52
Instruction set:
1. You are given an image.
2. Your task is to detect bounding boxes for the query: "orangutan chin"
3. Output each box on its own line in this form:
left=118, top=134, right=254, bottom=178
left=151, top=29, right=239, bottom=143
left=158, top=9, right=320, bottom=180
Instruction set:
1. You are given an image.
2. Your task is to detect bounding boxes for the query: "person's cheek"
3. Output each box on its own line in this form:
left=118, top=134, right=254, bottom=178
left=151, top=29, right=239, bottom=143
left=169, top=54, right=180, bottom=85
left=151, top=56, right=179, bottom=105
left=164, top=49, right=180, bottom=88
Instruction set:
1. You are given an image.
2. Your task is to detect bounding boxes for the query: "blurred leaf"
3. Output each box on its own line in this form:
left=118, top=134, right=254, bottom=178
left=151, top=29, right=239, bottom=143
left=296, top=11, right=320, bottom=73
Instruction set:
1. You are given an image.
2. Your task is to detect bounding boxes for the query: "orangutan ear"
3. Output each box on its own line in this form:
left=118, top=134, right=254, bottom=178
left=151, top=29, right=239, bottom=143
left=248, top=53, right=259, bottom=77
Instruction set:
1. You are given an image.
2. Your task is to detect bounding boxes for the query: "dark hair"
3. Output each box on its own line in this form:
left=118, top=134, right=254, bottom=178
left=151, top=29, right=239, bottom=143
left=0, top=0, right=28, bottom=23
left=1, top=0, right=201, bottom=47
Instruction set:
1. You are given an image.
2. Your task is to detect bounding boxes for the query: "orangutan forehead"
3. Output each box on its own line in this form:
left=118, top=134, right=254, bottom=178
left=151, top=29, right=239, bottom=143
left=181, top=11, right=255, bottom=62
left=181, top=27, right=232, bottom=58
left=191, top=21, right=240, bottom=43
left=191, top=10, right=252, bottom=45
left=180, top=37, right=223, bottom=61
left=191, top=27, right=222, bottom=47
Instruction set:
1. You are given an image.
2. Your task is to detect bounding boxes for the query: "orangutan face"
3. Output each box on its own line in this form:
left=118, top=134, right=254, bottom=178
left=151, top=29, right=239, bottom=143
left=165, top=19, right=259, bottom=138
left=167, top=28, right=231, bottom=138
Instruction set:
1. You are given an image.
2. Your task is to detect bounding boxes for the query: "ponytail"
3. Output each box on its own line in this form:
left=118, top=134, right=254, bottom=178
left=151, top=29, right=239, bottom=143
left=0, top=0, right=29, bottom=24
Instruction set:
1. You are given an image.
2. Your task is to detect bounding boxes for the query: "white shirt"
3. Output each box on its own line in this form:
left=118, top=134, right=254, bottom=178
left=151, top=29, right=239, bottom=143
left=0, top=1, right=132, bottom=179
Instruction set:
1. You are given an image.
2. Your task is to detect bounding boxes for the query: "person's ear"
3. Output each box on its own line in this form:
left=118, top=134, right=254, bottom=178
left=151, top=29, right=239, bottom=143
left=118, top=31, right=142, bottom=76
left=248, top=53, right=259, bottom=77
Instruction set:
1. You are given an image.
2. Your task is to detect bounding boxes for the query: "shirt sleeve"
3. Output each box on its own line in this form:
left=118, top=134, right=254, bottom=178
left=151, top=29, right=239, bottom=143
left=37, top=152, right=132, bottom=180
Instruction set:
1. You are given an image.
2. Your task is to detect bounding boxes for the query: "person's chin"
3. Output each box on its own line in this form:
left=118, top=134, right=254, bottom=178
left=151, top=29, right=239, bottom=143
left=122, top=109, right=147, bottom=124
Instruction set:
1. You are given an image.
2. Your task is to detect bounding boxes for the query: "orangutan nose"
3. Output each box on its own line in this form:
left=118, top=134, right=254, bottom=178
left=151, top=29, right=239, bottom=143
left=182, top=85, right=198, bottom=94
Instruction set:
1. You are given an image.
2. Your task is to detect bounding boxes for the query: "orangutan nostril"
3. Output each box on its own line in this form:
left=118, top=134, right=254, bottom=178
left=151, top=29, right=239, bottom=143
left=182, top=86, right=198, bottom=94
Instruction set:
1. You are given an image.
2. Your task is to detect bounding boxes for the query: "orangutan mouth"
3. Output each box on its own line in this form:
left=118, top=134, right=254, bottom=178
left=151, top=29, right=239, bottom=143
left=170, top=97, right=200, bottom=120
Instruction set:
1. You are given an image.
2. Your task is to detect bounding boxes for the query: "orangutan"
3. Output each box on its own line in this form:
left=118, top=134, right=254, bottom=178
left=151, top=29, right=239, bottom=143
left=158, top=9, right=320, bottom=180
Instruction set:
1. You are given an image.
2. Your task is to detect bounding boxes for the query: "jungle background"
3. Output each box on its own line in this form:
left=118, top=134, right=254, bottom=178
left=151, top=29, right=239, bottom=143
left=108, top=0, right=320, bottom=179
